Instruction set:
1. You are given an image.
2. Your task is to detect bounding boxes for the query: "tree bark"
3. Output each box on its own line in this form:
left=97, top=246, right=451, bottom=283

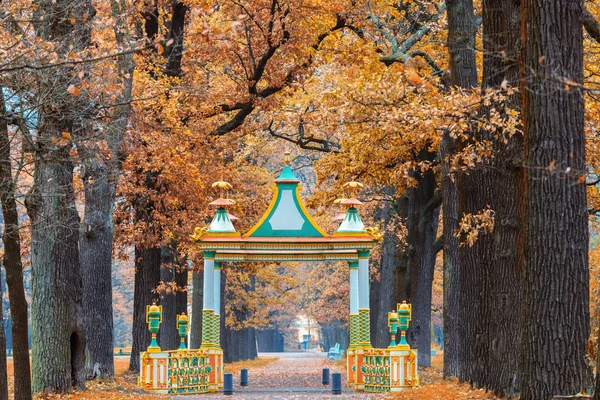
left=478, top=0, right=523, bottom=395
left=0, top=90, right=32, bottom=399
left=27, top=137, right=86, bottom=392
left=190, top=269, right=203, bottom=349
left=0, top=271, right=8, bottom=400
left=223, top=268, right=257, bottom=363
left=28, top=0, right=94, bottom=392
left=440, top=132, right=460, bottom=379
left=595, top=328, right=600, bottom=400
left=404, top=149, right=439, bottom=368
left=128, top=246, right=161, bottom=372
left=79, top=160, right=116, bottom=379
left=444, top=0, right=478, bottom=380
left=159, top=246, right=188, bottom=350
left=520, top=0, right=590, bottom=397
left=370, top=193, right=399, bottom=349
left=79, top=24, right=133, bottom=378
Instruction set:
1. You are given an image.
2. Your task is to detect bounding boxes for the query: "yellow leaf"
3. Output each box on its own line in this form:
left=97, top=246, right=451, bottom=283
left=69, top=17, right=76, bottom=25
left=61, top=131, right=71, bottom=141
left=67, top=84, right=80, bottom=96
left=406, top=70, right=423, bottom=86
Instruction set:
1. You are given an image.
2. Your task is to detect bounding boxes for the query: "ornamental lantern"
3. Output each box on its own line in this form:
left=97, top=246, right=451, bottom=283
left=145, top=302, right=162, bottom=352
left=388, top=310, right=399, bottom=348
left=396, top=301, right=412, bottom=349
left=176, top=312, right=190, bottom=350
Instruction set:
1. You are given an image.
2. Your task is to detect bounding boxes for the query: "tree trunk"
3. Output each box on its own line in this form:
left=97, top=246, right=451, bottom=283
left=0, top=271, right=8, bottom=400
left=444, top=0, right=478, bottom=379
left=79, top=38, right=133, bottom=380
left=520, top=0, right=590, bottom=397
left=440, top=132, right=460, bottom=379
left=0, top=90, right=32, bottom=399
left=27, top=142, right=86, bottom=392
left=159, top=246, right=178, bottom=350
left=371, top=193, right=399, bottom=349
left=595, top=328, right=600, bottom=400
left=257, top=329, right=284, bottom=352
left=478, top=0, right=523, bottom=395
left=129, top=246, right=161, bottom=372
left=223, top=269, right=257, bottom=363
left=190, top=269, right=203, bottom=349
left=405, top=149, right=439, bottom=368
left=159, top=246, right=188, bottom=350
left=80, top=163, right=115, bottom=379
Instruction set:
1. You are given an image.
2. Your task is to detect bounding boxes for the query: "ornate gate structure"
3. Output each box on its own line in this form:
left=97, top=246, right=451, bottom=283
left=138, top=154, right=420, bottom=393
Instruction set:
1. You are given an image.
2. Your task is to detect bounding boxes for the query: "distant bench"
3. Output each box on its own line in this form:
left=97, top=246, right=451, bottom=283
left=327, top=343, right=343, bottom=360
left=114, top=347, right=132, bottom=356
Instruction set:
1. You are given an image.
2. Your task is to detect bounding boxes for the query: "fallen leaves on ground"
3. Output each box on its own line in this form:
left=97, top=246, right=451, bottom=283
left=7, top=353, right=507, bottom=399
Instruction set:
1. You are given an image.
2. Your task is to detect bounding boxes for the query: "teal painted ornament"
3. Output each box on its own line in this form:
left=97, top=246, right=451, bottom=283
left=145, top=303, right=162, bottom=352
left=176, top=312, right=190, bottom=350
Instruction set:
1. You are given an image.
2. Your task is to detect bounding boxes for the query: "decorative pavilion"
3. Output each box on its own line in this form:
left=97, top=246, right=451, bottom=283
left=137, top=153, right=420, bottom=394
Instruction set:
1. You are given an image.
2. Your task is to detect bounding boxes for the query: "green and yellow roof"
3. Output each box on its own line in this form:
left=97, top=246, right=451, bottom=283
left=192, top=154, right=379, bottom=262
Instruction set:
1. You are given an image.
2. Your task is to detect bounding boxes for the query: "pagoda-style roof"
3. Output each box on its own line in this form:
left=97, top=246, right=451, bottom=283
left=192, top=156, right=379, bottom=262
left=244, top=165, right=328, bottom=238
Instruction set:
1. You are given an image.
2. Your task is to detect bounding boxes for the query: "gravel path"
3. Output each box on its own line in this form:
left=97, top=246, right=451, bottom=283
left=178, top=352, right=384, bottom=399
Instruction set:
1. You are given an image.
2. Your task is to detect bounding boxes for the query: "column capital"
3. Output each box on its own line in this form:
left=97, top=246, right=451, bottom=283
left=349, top=261, right=359, bottom=269
left=204, top=251, right=216, bottom=259
left=214, top=261, right=222, bottom=270
left=357, top=250, right=370, bottom=259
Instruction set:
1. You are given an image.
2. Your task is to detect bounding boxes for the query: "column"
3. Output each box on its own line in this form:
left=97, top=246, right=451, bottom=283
left=357, top=250, right=371, bottom=347
left=349, top=261, right=359, bottom=348
left=213, top=261, right=222, bottom=348
left=201, top=252, right=215, bottom=347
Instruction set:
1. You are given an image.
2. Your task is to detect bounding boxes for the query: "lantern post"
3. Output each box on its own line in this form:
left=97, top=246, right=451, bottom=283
left=145, top=302, right=162, bottom=353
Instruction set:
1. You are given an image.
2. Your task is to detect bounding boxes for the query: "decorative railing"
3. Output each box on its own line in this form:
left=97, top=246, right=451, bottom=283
left=347, top=301, right=421, bottom=393
left=138, top=304, right=224, bottom=394
left=362, top=348, right=419, bottom=392
left=138, top=348, right=223, bottom=394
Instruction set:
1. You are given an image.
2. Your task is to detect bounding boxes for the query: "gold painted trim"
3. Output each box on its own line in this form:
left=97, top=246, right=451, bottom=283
left=296, top=185, right=330, bottom=237
left=333, top=231, right=371, bottom=237
left=243, top=185, right=278, bottom=237
left=204, top=232, right=241, bottom=237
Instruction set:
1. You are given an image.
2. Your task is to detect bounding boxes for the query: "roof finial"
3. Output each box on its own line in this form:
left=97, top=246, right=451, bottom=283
left=339, top=181, right=364, bottom=208
left=210, top=181, right=235, bottom=207
left=283, top=150, right=291, bottom=165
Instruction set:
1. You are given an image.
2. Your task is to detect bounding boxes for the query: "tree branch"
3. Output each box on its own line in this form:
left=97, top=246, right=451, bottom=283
left=584, top=6, right=600, bottom=43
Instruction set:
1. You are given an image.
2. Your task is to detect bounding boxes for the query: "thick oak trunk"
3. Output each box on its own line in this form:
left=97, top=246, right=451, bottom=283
left=0, top=282, right=7, bottom=400
left=370, top=193, right=399, bottom=348
left=440, top=132, right=461, bottom=379
left=29, top=0, right=93, bottom=392
left=159, top=246, right=188, bottom=350
left=80, top=163, right=115, bottom=379
left=190, top=270, right=203, bottom=349
left=27, top=144, right=86, bottom=392
left=129, top=246, right=161, bottom=372
left=223, top=269, right=257, bottom=363
left=79, top=45, right=132, bottom=380
left=595, top=330, right=600, bottom=400
left=405, top=150, right=439, bottom=368
left=0, top=91, right=32, bottom=399
left=444, top=0, right=478, bottom=379
left=520, top=0, right=590, bottom=397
